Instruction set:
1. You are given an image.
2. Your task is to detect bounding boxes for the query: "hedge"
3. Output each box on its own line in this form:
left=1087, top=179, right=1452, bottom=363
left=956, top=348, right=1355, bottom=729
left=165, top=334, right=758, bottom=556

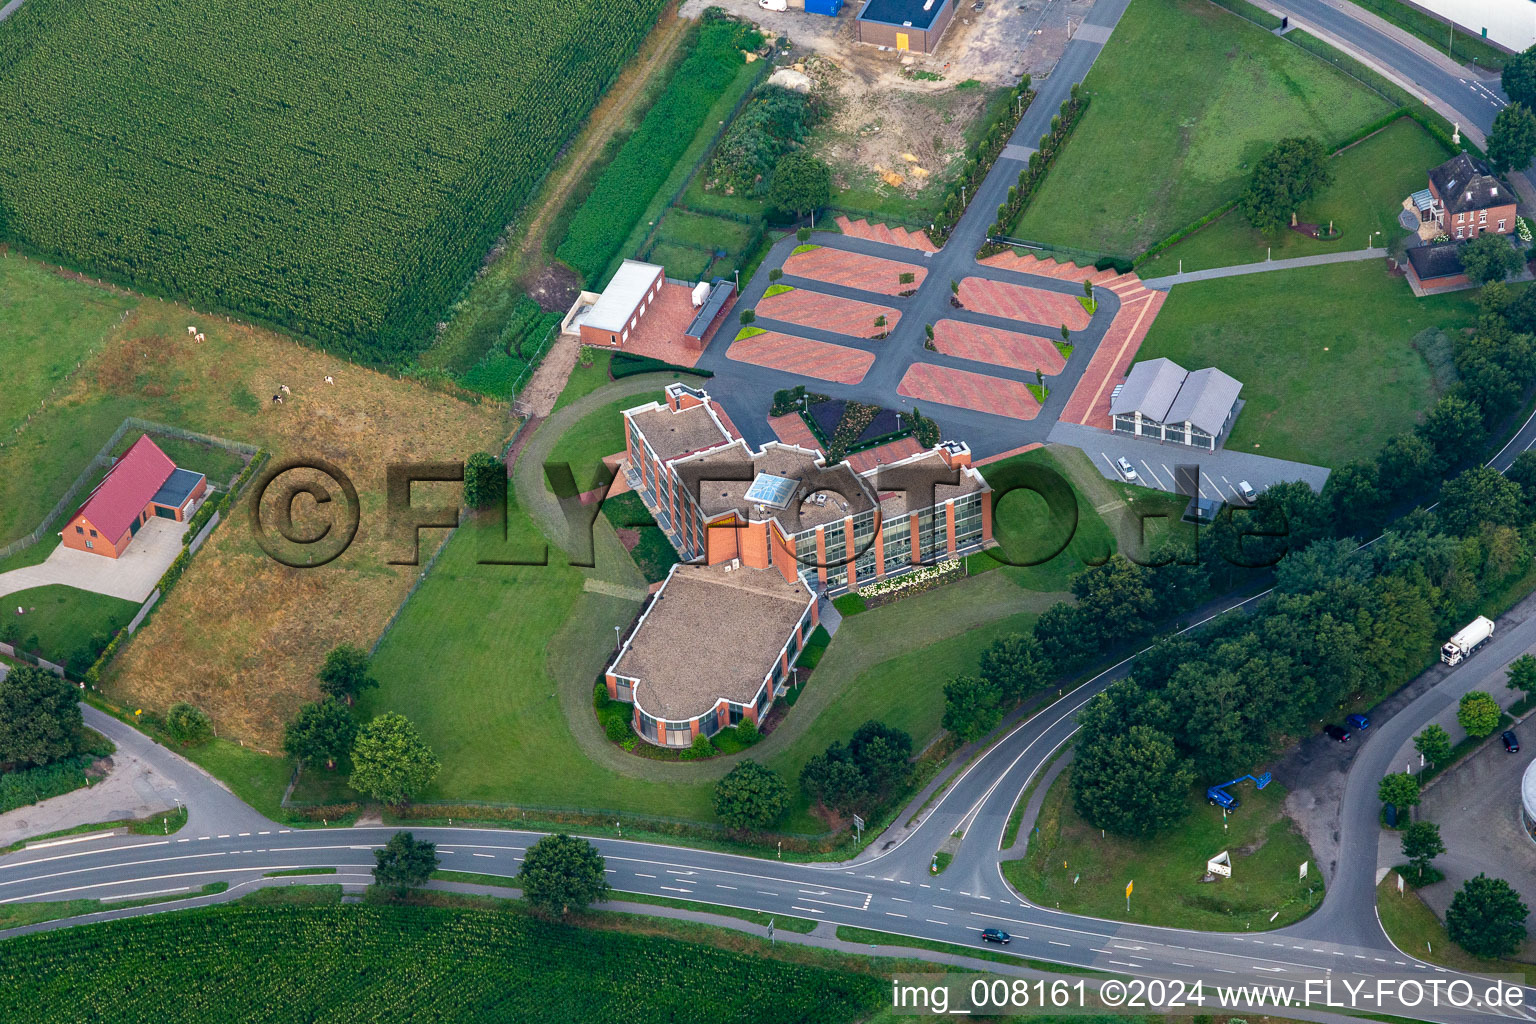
left=555, top=15, right=758, bottom=282
left=977, top=90, right=1090, bottom=254
left=927, top=77, right=1034, bottom=248
left=610, top=353, right=713, bottom=380
left=0, top=755, right=94, bottom=815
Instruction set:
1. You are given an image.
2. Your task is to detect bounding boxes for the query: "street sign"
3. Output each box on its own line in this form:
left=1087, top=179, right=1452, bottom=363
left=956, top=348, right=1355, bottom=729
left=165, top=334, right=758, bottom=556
left=1125, top=880, right=1133, bottom=898
left=852, top=814, right=864, bottom=830
left=1299, top=861, right=1308, bottom=880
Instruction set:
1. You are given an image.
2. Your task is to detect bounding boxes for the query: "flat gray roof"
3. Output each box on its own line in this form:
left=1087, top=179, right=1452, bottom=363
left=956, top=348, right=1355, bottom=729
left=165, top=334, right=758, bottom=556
left=627, top=402, right=732, bottom=463
left=580, top=260, right=663, bottom=333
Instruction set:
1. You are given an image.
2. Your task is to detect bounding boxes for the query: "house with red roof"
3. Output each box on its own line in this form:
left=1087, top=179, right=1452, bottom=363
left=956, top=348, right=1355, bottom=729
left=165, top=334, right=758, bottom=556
left=63, top=435, right=207, bottom=558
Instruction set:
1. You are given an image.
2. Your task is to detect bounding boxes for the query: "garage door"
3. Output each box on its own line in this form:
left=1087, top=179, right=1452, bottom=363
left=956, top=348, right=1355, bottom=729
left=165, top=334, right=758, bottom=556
left=154, top=505, right=178, bottom=520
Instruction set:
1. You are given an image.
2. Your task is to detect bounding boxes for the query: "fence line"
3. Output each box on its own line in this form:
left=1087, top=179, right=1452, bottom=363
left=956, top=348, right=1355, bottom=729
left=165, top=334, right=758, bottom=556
left=0, top=418, right=256, bottom=562
left=126, top=591, right=161, bottom=634
left=368, top=508, right=464, bottom=658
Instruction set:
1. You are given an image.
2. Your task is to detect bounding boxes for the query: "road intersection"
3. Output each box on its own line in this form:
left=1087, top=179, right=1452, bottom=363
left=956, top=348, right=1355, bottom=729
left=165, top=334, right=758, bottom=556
left=4, top=2, right=1535, bottom=1021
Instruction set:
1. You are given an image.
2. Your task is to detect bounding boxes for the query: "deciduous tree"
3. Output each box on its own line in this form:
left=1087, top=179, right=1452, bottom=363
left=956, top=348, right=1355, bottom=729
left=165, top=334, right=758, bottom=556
left=1503, top=47, right=1536, bottom=110
left=372, top=831, right=438, bottom=893
left=1241, top=136, right=1331, bottom=233
left=768, top=152, right=831, bottom=219
left=1414, top=724, right=1452, bottom=768
left=1378, top=771, right=1420, bottom=812
left=317, top=644, right=377, bottom=704
left=1489, top=102, right=1536, bottom=173
left=713, top=760, right=789, bottom=831
left=1070, top=722, right=1193, bottom=838
left=1401, top=821, right=1445, bottom=882
left=283, top=698, right=357, bottom=769
left=1446, top=874, right=1528, bottom=958
left=1509, top=654, right=1536, bottom=698
left=1457, top=690, right=1501, bottom=739
left=518, top=834, right=609, bottom=916
left=463, top=452, right=505, bottom=509
left=942, top=675, right=1004, bottom=743
left=0, top=665, right=82, bottom=769
left=165, top=702, right=213, bottom=746
left=1459, top=232, right=1524, bottom=286
left=1437, top=465, right=1523, bottom=536
left=349, top=712, right=440, bottom=805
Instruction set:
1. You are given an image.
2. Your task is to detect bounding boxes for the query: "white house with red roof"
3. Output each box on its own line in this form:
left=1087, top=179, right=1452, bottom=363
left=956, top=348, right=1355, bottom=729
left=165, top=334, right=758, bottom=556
left=63, top=435, right=207, bottom=558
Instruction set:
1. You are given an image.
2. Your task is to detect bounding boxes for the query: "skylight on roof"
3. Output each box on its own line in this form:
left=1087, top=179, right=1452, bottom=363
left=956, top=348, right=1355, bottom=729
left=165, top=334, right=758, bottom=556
left=743, top=473, right=798, bottom=509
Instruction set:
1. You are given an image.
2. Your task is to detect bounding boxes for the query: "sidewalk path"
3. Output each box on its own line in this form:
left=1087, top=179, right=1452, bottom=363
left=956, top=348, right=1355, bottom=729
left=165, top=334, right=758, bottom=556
left=1141, top=247, right=1386, bottom=291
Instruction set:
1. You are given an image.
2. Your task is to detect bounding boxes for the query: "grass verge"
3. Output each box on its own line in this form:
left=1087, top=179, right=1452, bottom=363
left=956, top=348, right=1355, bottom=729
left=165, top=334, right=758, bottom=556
left=1002, top=767, right=1323, bottom=931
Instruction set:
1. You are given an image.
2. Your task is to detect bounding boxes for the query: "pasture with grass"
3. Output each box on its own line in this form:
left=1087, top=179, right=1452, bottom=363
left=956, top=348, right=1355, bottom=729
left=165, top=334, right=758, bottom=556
left=1009, top=0, right=1395, bottom=255
left=1135, top=261, right=1490, bottom=467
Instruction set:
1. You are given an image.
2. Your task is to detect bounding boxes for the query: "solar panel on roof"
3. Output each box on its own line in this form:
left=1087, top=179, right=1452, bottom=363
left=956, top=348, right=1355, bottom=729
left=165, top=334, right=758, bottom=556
left=743, top=473, right=798, bottom=509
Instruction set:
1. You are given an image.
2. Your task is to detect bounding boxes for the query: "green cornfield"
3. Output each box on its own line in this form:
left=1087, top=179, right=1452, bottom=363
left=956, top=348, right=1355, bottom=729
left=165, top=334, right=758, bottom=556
left=0, top=0, right=666, bottom=363
left=0, top=901, right=887, bottom=1022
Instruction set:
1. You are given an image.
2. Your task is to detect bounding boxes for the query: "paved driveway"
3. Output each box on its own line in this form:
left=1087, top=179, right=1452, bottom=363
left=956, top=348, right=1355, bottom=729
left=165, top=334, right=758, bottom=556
left=0, top=518, right=186, bottom=603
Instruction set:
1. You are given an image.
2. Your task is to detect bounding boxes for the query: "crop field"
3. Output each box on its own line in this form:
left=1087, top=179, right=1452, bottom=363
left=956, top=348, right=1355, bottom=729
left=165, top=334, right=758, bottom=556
left=0, top=901, right=887, bottom=1022
left=557, top=14, right=758, bottom=284
left=0, top=0, right=665, bottom=363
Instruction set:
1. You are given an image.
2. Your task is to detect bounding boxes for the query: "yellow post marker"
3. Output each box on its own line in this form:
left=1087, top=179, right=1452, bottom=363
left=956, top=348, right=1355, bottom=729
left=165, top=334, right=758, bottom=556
left=1125, top=880, right=1133, bottom=912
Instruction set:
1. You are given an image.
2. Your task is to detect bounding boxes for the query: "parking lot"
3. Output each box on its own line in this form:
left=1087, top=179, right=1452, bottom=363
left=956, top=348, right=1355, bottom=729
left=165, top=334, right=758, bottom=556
left=1047, top=421, right=1332, bottom=505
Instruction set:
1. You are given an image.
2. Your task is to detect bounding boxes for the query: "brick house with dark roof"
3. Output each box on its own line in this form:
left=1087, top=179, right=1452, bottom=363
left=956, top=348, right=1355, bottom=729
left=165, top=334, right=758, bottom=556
left=62, top=435, right=207, bottom=558
left=1405, top=154, right=1517, bottom=242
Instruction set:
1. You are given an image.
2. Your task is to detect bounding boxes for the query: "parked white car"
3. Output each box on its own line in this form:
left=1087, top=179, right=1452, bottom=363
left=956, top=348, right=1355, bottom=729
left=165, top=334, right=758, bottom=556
left=1237, top=480, right=1257, bottom=503
left=759, top=0, right=788, bottom=10
left=1115, top=457, right=1138, bottom=483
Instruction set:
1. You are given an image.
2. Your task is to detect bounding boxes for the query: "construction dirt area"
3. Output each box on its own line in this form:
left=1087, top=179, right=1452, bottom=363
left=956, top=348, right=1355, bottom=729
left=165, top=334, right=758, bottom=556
left=682, top=0, right=1095, bottom=198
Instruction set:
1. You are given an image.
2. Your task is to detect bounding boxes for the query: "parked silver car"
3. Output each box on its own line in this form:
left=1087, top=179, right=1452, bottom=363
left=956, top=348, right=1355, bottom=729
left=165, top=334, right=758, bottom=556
left=1115, top=457, right=1138, bottom=483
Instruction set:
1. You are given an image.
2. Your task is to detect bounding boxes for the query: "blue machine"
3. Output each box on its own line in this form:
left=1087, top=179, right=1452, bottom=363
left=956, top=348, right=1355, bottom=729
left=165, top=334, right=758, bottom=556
left=805, top=0, right=844, bottom=14
left=1206, top=772, right=1272, bottom=810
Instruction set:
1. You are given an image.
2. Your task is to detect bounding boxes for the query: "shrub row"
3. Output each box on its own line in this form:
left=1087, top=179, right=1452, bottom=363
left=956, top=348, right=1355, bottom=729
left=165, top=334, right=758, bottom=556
left=0, top=755, right=94, bottom=815
left=556, top=14, right=760, bottom=282
left=979, top=89, right=1090, bottom=245
left=610, top=353, right=714, bottom=380
left=89, top=449, right=268, bottom=685
left=926, top=77, right=1034, bottom=248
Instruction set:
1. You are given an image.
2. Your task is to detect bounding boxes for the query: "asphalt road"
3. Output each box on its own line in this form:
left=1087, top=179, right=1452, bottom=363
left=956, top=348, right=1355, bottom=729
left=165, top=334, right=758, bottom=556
left=5, top=2, right=1536, bottom=1020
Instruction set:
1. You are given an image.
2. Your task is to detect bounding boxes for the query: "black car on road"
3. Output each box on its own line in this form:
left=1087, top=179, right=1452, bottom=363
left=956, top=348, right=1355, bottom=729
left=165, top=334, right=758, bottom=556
left=1324, top=724, right=1351, bottom=742
left=980, top=928, right=1011, bottom=944
left=1504, top=730, right=1520, bottom=753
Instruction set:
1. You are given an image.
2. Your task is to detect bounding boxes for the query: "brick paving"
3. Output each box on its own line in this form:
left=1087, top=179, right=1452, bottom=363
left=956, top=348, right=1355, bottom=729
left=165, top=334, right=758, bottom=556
left=725, top=330, right=874, bottom=385
left=605, top=282, right=704, bottom=367
left=896, top=363, right=1041, bottom=420
left=979, top=250, right=1097, bottom=283
left=756, top=287, right=900, bottom=339
left=834, top=216, right=938, bottom=253
left=766, top=412, right=824, bottom=453
left=931, top=320, right=1065, bottom=375
left=957, top=277, right=1091, bottom=331
left=1059, top=274, right=1166, bottom=430
left=845, top=436, right=925, bottom=474
left=783, top=246, right=927, bottom=296
left=974, top=442, right=1044, bottom=467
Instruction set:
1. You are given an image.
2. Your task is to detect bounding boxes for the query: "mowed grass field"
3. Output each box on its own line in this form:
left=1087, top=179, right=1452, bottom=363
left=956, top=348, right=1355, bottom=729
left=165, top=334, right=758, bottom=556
left=1010, top=0, right=1395, bottom=255
left=1135, top=261, right=1487, bottom=467
left=0, top=253, right=507, bottom=748
left=356, top=436, right=1119, bottom=831
left=1003, top=768, right=1323, bottom=931
left=4, top=586, right=137, bottom=672
left=0, top=0, right=665, bottom=361
left=1145, top=117, right=1453, bottom=274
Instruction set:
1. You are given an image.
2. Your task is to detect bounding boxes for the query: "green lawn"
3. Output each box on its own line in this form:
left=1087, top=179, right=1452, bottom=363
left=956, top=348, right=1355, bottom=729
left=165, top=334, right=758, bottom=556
left=1010, top=0, right=1395, bottom=255
left=551, top=351, right=616, bottom=413
left=545, top=397, right=652, bottom=491
left=1003, top=768, right=1323, bottom=931
left=1146, top=117, right=1452, bottom=274
left=2, top=585, right=138, bottom=670
left=975, top=448, right=1118, bottom=592
left=1376, top=877, right=1534, bottom=979
left=657, top=208, right=758, bottom=252
left=112, top=432, right=249, bottom=487
left=1135, top=260, right=1487, bottom=466
left=0, top=255, right=137, bottom=437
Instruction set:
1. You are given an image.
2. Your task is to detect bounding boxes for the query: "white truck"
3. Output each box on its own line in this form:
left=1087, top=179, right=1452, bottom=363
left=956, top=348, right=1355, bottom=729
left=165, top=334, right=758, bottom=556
left=1441, top=615, right=1495, bottom=666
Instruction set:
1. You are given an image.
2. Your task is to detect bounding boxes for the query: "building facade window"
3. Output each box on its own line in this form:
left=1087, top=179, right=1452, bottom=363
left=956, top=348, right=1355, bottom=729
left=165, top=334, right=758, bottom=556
left=638, top=712, right=659, bottom=742
left=881, top=514, right=912, bottom=574
left=75, top=526, right=84, bottom=534
left=952, top=493, right=984, bottom=547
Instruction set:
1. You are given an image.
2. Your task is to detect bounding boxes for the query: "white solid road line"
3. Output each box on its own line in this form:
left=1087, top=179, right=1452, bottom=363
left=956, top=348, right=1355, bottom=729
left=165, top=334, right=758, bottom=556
left=102, top=886, right=188, bottom=901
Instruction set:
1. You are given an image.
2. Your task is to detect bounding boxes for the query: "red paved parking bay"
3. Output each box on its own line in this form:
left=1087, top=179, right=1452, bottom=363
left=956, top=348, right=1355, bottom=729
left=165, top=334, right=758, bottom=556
left=896, top=363, right=1041, bottom=419
left=726, top=331, right=874, bottom=384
